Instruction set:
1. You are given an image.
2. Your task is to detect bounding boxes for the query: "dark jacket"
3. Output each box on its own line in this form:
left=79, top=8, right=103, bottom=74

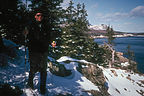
left=27, top=20, right=52, bottom=53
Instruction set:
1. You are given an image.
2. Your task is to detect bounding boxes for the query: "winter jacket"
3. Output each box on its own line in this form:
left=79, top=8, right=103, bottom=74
left=27, top=20, right=53, bottom=53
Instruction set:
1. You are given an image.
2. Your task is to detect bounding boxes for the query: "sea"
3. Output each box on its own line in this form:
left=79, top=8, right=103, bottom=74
left=94, top=36, right=144, bottom=73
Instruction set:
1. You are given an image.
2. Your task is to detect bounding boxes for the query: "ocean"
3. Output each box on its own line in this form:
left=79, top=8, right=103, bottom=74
left=94, top=36, right=144, bottom=73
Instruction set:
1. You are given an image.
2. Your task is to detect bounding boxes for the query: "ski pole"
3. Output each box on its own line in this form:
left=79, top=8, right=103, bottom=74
left=24, top=27, right=28, bottom=89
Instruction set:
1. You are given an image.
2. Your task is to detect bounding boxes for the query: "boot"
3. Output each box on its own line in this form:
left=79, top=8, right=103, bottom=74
left=27, top=81, right=34, bottom=89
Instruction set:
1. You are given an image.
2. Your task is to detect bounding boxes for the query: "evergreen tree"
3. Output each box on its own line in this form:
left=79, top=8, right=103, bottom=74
left=60, top=0, right=76, bottom=57
left=0, top=0, right=63, bottom=45
left=0, top=0, right=21, bottom=46
left=106, top=26, right=115, bottom=46
left=0, top=0, right=29, bottom=45
left=125, top=45, right=135, bottom=68
left=105, top=25, right=115, bottom=65
left=60, top=1, right=104, bottom=63
left=71, top=3, right=89, bottom=59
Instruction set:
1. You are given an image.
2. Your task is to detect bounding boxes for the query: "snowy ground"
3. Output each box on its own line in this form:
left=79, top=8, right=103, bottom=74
left=0, top=40, right=99, bottom=96
left=0, top=39, right=144, bottom=96
left=99, top=66, right=144, bottom=96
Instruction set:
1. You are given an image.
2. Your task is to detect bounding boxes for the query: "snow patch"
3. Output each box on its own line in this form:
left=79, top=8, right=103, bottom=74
left=100, top=66, right=144, bottom=96
left=121, top=62, right=129, bottom=66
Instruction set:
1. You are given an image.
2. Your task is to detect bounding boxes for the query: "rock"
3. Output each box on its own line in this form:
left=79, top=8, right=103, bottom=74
left=116, top=52, right=129, bottom=63
left=77, top=62, right=110, bottom=96
left=111, top=70, right=118, bottom=76
left=49, top=61, right=72, bottom=77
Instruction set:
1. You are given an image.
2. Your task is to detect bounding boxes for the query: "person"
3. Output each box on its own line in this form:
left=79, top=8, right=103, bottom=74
left=23, top=12, right=56, bottom=94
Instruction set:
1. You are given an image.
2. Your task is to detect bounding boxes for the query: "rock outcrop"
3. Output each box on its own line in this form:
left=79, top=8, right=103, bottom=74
left=77, top=62, right=110, bottom=96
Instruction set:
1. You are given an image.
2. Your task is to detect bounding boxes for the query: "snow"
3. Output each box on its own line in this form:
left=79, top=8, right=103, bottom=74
left=121, top=62, right=129, bottom=66
left=89, top=24, right=107, bottom=30
left=57, top=56, right=89, bottom=64
left=0, top=40, right=99, bottom=96
left=45, top=68, right=99, bottom=95
left=0, top=39, right=144, bottom=96
left=99, top=66, right=144, bottom=96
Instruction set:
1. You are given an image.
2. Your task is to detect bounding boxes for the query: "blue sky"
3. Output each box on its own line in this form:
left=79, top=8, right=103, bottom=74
left=62, top=0, right=144, bottom=33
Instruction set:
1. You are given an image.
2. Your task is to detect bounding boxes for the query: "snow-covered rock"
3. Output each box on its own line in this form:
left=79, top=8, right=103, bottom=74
left=89, top=24, right=108, bottom=30
left=99, top=66, right=144, bottom=96
left=121, top=62, right=130, bottom=66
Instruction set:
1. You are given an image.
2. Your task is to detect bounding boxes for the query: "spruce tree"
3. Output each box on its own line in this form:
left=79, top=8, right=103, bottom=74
left=60, top=1, right=104, bottom=63
left=0, top=0, right=30, bottom=45
left=72, top=3, right=89, bottom=59
left=125, top=45, right=135, bottom=71
left=106, top=26, right=115, bottom=46
left=60, top=0, right=75, bottom=57
left=0, top=0, right=18, bottom=43
left=105, top=26, right=115, bottom=66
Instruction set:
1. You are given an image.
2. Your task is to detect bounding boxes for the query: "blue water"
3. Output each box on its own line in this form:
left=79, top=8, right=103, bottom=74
left=94, top=36, right=144, bottom=73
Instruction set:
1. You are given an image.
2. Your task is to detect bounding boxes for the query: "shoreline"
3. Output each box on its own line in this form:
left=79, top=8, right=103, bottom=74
left=96, top=37, right=144, bottom=74
left=91, top=35, right=144, bottom=39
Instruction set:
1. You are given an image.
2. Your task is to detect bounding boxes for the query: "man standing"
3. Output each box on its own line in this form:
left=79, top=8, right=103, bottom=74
left=24, top=12, right=56, bottom=94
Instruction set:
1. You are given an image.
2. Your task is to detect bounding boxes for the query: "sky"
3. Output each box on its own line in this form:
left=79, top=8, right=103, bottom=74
left=61, top=0, right=144, bottom=33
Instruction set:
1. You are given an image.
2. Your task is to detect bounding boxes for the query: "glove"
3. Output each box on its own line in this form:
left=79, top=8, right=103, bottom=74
left=51, top=41, right=56, bottom=48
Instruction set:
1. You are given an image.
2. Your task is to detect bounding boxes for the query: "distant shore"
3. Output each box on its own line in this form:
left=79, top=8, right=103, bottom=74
left=91, top=34, right=144, bottom=39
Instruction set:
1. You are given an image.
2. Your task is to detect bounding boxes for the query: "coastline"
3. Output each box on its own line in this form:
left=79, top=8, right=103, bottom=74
left=101, top=43, right=139, bottom=73
left=115, top=51, right=138, bottom=73
left=91, top=35, right=144, bottom=39
left=95, top=36, right=144, bottom=74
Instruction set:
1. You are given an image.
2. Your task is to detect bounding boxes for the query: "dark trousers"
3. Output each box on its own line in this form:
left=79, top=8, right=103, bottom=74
left=28, top=51, right=48, bottom=93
